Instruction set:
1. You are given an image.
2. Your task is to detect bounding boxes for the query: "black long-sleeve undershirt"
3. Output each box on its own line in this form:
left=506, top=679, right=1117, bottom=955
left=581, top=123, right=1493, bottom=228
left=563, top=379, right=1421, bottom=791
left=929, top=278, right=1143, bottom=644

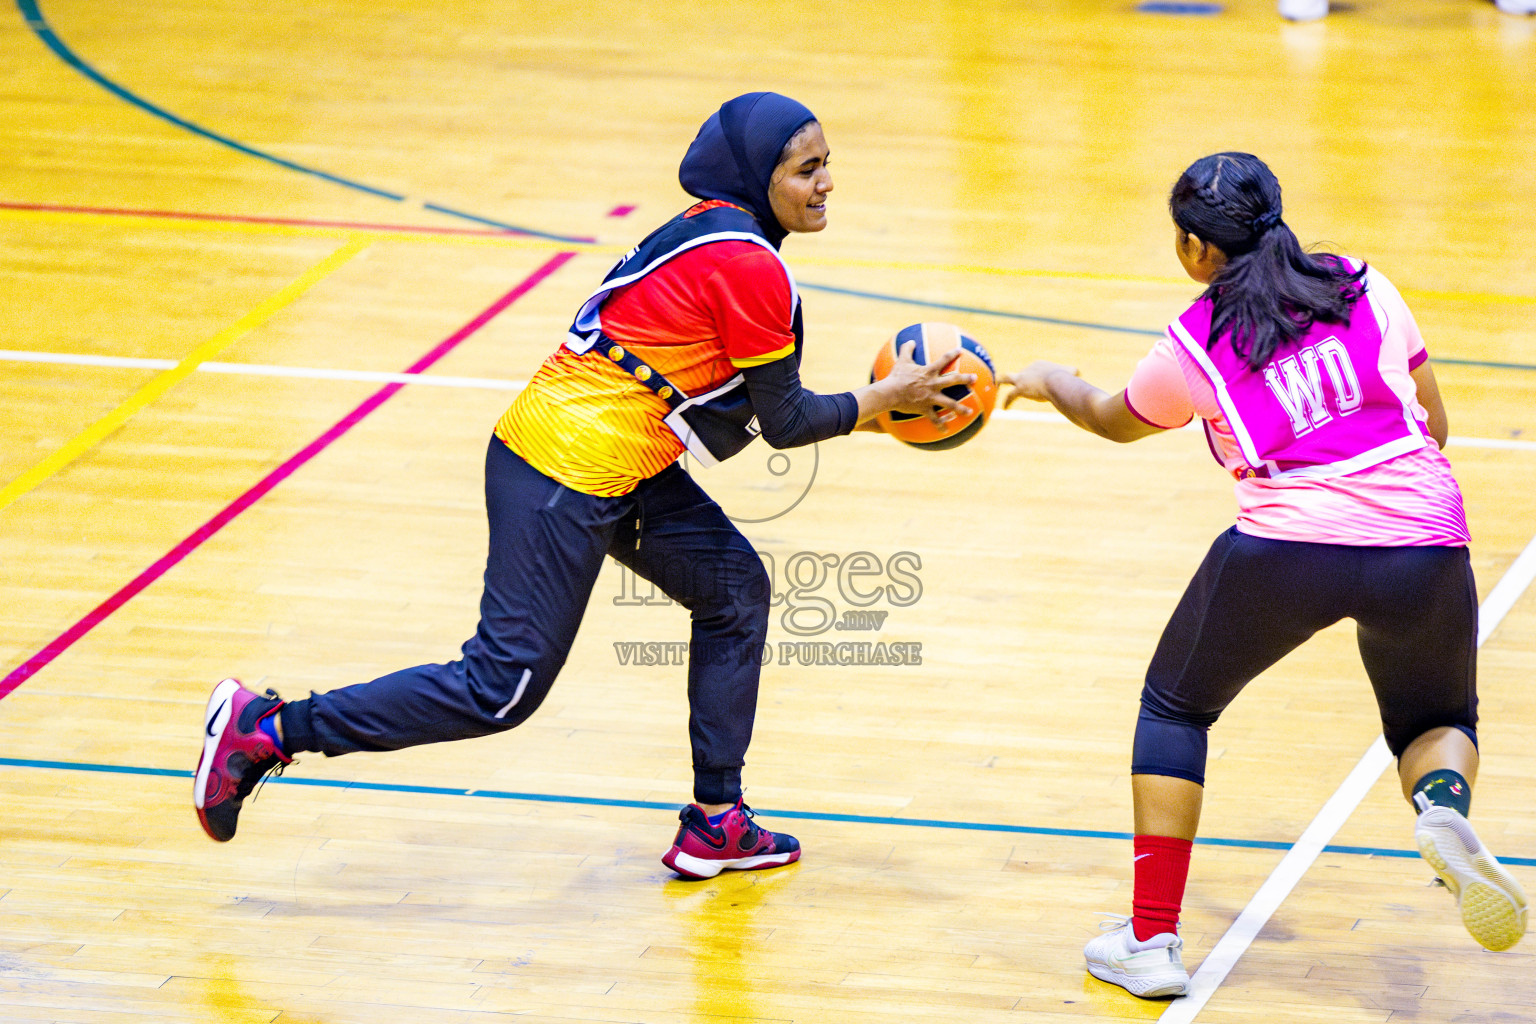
left=741, top=356, right=859, bottom=450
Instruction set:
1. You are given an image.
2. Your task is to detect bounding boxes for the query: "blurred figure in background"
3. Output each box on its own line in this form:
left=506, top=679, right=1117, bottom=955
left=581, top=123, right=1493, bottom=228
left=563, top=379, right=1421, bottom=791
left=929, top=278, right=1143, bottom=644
left=1280, top=0, right=1535, bottom=21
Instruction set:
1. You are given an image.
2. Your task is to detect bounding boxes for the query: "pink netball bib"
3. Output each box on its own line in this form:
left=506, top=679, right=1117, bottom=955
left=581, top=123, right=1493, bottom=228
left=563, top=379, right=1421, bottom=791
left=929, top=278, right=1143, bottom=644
left=1168, top=289, right=1429, bottom=480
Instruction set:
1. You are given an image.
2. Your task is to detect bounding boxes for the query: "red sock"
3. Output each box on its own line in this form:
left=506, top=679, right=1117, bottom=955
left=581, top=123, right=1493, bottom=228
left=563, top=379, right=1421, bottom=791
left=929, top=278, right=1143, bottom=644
left=1132, top=834, right=1192, bottom=942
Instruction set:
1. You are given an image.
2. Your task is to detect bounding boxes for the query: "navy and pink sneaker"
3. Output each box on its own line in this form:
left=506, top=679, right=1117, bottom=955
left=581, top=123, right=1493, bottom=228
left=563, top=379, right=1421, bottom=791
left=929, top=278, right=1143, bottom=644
left=661, top=800, right=801, bottom=880
left=194, top=678, right=291, bottom=842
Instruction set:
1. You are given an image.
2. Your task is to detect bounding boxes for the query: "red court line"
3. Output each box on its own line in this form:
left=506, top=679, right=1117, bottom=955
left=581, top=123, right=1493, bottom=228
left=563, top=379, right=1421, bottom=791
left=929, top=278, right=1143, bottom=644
left=0, top=201, right=599, bottom=243
left=0, top=251, right=578, bottom=700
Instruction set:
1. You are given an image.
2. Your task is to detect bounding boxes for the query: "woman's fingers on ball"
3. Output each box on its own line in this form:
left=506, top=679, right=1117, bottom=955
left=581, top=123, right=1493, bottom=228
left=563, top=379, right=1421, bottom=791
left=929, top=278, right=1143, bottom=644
left=873, top=324, right=996, bottom=449
left=931, top=347, right=964, bottom=372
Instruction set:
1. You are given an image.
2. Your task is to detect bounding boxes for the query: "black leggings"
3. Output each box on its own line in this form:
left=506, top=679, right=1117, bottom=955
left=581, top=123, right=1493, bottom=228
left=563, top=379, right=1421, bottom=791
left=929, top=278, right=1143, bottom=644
left=1132, top=527, right=1478, bottom=785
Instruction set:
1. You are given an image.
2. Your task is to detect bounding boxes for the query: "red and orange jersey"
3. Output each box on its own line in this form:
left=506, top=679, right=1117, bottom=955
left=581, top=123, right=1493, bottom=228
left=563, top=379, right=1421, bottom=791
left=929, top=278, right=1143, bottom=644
left=497, top=203, right=797, bottom=496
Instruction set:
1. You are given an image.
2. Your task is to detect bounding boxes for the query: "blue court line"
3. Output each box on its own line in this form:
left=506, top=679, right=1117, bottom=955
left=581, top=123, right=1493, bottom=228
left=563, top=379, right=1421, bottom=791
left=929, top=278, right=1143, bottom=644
left=1434, top=356, right=1536, bottom=372
left=416, top=203, right=594, bottom=243
left=6, top=756, right=1531, bottom=867
left=800, top=282, right=1536, bottom=374
left=15, top=0, right=594, bottom=244
left=799, top=282, right=1165, bottom=338
left=1137, top=2, right=1224, bottom=14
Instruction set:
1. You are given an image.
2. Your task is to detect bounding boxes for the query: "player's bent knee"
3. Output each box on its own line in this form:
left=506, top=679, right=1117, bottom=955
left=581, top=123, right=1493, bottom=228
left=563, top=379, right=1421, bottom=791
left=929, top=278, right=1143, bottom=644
left=1131, top=702, right=1210, bottom=786
left=469, top=663, right=553, bottom=729
left=1386, top=720, right=1479, bottom=759
left=692, top=559, right=771, bottom=632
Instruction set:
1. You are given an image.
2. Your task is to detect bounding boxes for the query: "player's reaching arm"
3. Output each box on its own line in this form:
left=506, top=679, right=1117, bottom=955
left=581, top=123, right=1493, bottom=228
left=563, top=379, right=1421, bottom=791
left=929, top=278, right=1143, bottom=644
left=1410, top=360, right=1449, bottom=450
left=1001, top=360, right=1167, bottom=443
left=741, top=340, right=971, bottom=447
left=852, top=340, right=973, bottom=430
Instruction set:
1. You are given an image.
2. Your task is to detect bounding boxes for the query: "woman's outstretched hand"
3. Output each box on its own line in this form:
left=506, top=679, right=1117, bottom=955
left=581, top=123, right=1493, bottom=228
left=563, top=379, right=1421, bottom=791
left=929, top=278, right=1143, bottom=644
left=1001, top=360, right=1080, bottom=408
left=999, top=360, right=1165, bottom=444
left=855, top=340, right=977, bottom=430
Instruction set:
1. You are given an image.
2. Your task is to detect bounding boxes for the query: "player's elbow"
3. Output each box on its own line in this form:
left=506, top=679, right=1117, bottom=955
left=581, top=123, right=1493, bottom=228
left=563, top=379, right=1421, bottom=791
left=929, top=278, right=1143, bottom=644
left=1088, top=409, right=1143, bottom=443
left=760, top=432, right=796, bottom=450
left=757, top=424, right=810, bottom=450
left=1097, top=424, right=1141, bottom=443
left=1429, top=412, right=1449, bottom=450
left=1094, top=414, right=1166, bottom=443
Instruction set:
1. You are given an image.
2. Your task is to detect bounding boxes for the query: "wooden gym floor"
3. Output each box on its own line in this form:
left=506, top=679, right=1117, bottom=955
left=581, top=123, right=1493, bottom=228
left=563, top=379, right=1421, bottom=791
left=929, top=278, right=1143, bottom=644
left=1, top=0, right=1533, bottom=1021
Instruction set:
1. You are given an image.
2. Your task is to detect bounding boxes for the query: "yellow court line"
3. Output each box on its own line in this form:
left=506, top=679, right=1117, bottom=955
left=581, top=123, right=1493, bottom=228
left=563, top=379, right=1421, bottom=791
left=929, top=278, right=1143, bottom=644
left=0, top=237, right=372, bottom=512
left=1397, top=286, right=1536, bottom=307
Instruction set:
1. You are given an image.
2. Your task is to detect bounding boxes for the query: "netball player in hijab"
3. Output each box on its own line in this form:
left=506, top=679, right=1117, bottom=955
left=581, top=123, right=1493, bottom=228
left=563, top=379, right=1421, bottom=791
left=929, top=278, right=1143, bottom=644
left=195, top=93, right=973, bottom=879
left=1005, top=152, right=1526, bottom=996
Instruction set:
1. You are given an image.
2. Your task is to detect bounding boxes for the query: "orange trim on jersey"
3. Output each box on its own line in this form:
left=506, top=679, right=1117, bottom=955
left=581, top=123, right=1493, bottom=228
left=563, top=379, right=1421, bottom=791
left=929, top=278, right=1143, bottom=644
left=684, top=199, right=748, bottom=219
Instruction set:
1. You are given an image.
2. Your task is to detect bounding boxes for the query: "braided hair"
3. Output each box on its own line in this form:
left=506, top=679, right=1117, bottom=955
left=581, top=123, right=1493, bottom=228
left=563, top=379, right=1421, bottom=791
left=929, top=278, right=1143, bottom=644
left=1170, top=153, right=1364, bottom=369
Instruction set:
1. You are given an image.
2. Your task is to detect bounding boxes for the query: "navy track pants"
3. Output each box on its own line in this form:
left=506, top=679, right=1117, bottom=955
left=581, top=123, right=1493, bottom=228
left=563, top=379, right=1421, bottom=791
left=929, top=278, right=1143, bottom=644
left=284, top=437, right=770, bottom=804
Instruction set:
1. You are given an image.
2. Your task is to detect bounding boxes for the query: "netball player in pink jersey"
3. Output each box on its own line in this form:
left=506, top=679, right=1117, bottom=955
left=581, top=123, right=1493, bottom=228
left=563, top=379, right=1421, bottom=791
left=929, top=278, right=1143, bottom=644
left=1004, top=152, right=1527, bottom=998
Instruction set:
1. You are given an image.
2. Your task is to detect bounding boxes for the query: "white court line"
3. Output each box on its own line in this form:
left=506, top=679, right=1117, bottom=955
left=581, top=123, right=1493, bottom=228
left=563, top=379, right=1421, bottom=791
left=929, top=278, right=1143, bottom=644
left=0, top=349, right=526, bottom=391
left=991, top=406, right=1536, bottom=452
left=2, top=348, right=1531, bottom=449
left=1160, top=530, right=1536, bottom=1024
left=1450, top=437, right=1536, bottom=452
left=0, top=350, right=173, bottom=370
left=198, top=361, right=527, bottom=391
left=1476, top=533, right=1536, bottom=648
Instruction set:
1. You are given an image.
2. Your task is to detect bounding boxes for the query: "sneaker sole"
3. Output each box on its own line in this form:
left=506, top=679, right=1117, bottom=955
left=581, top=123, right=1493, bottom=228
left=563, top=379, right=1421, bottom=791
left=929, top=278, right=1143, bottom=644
left=194, top=678, right=240, bottom=814
left=662, top=847, right=800, bottom=880
left=1085, top=961, right=1189, bottom=998
left=1418, top=821, right=1528, bottom=952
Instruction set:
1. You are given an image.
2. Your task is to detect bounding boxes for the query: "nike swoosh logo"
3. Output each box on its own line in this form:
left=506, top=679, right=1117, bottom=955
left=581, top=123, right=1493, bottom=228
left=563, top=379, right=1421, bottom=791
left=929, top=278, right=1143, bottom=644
left=1134, top=853, right=1153, bottom=862
left=692, top=826, right=728, bottom=849
left=206, top=699, right=228, bottom=737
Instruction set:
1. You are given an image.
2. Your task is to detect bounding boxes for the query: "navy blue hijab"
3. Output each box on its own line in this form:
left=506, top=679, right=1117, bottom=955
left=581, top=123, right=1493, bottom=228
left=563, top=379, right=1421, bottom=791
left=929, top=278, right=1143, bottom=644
left=678, top=92, right=817, bottom=249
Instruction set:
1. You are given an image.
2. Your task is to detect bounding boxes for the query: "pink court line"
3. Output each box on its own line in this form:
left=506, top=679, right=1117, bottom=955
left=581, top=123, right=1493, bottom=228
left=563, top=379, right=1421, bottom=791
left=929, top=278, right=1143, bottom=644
left=0, top=201, right=599, bottom=243
left=0, top=251, right=578, bottom=701
left=607, top=205, right=637, bottom=218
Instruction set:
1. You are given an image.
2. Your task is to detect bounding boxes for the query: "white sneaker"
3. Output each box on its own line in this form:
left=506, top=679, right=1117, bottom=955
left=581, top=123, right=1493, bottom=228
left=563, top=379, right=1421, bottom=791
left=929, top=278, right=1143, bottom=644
left=1084, top=915, right=1189, bottom=998
left=1415, top=798, right=1528, bottom=951
left=1496, top=0, right=1536, bottom=15
left=1279, top=0, right=1328, bottom=20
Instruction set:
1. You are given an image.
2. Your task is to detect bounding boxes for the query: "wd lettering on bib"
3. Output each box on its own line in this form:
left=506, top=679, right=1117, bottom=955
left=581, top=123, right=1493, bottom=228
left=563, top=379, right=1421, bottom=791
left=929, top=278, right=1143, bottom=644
left=1169, top=270, right=1429, bottom=481
left=1262, top=336, right=1365, bottom=436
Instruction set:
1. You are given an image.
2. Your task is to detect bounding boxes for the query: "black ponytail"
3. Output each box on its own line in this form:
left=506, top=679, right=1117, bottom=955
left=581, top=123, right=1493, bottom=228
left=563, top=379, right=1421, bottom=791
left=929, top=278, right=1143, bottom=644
left=1170, top=153, right=1365, bottom=370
